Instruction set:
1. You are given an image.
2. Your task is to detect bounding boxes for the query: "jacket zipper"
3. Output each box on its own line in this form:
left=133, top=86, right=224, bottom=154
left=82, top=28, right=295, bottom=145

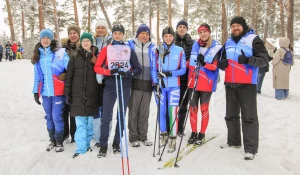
left=142, top=43, right=144, bottom=81
left=44, top=48, right=50, bottom=96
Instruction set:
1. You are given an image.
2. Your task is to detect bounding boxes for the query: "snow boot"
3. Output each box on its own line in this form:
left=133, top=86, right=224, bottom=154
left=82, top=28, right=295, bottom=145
left=97, top=146, right=107, bottom=158
left=160, top=132, right=168, bottom=148
left=55, top=143, right=64, bottom=152
left=167, top=136, right=177, bottom=153
left=220, top=143, right=241, bottom=149
left=46, top=140, right=56, bottom=151
left=141, top=139, right=153, bottom=146
left=94, top=143, right=101, bottom=147
left=112, top=142, right=121, bottom=154
left=130, top=141, right=140, bottom=147
left=72, top=153, right=79, bottom=158
left=194, top=133, right=205, bottom=145
left=188, top=132, right=197, bottom=144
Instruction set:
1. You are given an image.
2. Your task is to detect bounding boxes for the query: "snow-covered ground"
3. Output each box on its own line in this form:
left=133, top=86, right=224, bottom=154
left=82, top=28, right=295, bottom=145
left=0, top=59, right=299, bottom=175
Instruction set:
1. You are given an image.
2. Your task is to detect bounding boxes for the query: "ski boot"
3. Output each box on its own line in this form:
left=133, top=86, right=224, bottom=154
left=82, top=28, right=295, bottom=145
left=244, top=152, right=255, bottom=160
left=46, top=140, right=56, bottom=151
left=112, top=142, right=120, bottom=154
left=167, top=136, right=177, bottom=153
left=160, top=132, right=168, bottom=148
left=97, top=146, right=107, bottom=158
left=188, top=132, right=197, bottom=144
left=55, top=143, right=64, bottom=152
left=72, top=153, right=79, bottom=158
left=194, top=133, right=205, bottom=145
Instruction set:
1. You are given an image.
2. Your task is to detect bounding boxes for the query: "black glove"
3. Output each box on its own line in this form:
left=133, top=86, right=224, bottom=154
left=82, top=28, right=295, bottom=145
left=219, top=59, right=228, bottom=71
left=158, top=71, right=172, bottom=79
left=153, top=83, right=162, bottom=97
left=117, top=71, right=126, bottom=77
left=65, top=95, right=72, bottom=105
left=110, top=68, right=118, bottom=75
left=238, top=50, right=249, bottom=64
left=34, top=93, right=41, bottom=105
left=197, top=54, right=206, bottom=66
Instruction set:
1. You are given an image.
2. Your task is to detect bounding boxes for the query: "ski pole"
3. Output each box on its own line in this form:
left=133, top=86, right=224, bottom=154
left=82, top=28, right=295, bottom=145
left=119, top=75, right=130, bottom=175
left=174, top=61, right=202, bottom=168
left=115, top=75, right=125, bottom=175
left=153, top=91, right=160, bottom=157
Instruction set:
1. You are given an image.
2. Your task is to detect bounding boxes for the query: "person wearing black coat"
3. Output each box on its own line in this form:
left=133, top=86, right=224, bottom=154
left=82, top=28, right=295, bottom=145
left=256, top=51, right=273, bottom=94
left=174, top=20, right=194, bottom=136
left=64, top=32, right=101, bottom=158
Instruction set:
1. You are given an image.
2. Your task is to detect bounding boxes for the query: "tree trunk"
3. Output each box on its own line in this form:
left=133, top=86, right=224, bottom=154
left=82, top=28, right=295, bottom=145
left=132, top=0, right=135, bottom=34
left=98, top=0, right=112, bottom=30
left=5, top=0, right=15, bottom=42
left=221, top=0, right=228, bottom=45
left=183, top=0, right=188, bottom=21
left=278, top=0, right=285, bottom=37
left=168, top=0, right=172, bottom=26
left=22, top=10, right=25, bottom=41
left=149, top=0, right=152, bottom=32
left=157, top=0, right=160, bottom=45
left=251, top=0, right=259, bottom=33
left=88, top=0, right=91, bottom=32
left=52, top=0, right=59, bottom=37
left=73, top=0, right=79, bottom=26
left=38, top=0, right=45, bottom=30
left=286, top=0, right=294, bottom=51
left=263, top=0, right=273, bottom=42
left=237, top=0, right=240, bottom=16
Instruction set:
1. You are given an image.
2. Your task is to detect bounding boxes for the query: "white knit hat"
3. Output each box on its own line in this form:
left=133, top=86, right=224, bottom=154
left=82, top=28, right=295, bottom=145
left=95, top=19, right=109, bottom=30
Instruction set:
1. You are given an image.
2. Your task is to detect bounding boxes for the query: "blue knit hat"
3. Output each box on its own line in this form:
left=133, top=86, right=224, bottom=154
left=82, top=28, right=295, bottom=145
left=136, top=24, right=151, bottom=37
left=40, top=29, right=54, bottom=40
left=176, top=20, right=188, bottom=30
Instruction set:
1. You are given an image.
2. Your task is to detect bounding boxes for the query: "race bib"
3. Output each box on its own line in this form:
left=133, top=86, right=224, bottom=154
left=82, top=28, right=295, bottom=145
left=107, top=45, right=131, bottom=72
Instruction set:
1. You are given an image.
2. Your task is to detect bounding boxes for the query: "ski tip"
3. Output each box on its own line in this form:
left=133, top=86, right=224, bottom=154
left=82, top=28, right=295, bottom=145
left=174, top=164, right=179, bottom=168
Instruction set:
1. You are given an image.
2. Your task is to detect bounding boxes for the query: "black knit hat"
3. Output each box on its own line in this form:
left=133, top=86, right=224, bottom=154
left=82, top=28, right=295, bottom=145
left=176, top=20, right=188, bottom=30
left=162, top=26, right=175, bottom=37
left=112, top=24, right=125, bottom=34
left=230, top=16, right=248, bottom=29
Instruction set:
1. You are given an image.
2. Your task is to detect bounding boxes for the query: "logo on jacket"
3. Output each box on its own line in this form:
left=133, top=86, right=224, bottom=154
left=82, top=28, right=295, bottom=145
left=55, top=101, right=63, bottom=105
left=172, top=55, right=178, bottom=60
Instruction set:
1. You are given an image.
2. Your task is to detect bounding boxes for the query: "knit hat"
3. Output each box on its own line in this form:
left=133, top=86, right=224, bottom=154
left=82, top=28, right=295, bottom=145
left=136, top=24, right=151, bottom=37
left=40, top=29, right=54, bottom=40
left=176, top=20, right=188, bottom=30
left=67, top=25, right=81, bottom=36
left=112, top=24, right=125, bottom=34
left=95, top=19, right=109, bottom=29
left=80, top=32, right=93, bottom=43
left=162, top=26, right=175, bottom=37
left=198, top=23, right=211, bottom=33
left=230, top=16, right=247, bottom=30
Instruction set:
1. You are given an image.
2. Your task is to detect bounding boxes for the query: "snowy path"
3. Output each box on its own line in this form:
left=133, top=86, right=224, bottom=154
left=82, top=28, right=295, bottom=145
left=0, top=59, right=299, bottom=175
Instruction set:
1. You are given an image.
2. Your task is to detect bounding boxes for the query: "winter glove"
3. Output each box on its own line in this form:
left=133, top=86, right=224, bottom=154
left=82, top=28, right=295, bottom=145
left=34, top=93, right=41, bottom=105
left=238, top=50, right=249, bottom=64
left=117, top=71, right=126, bottom=77
left=110, top=68, right=119, bottom=76
left=65, top=95, right=72, bottom=105
left=58, top=73, right=66, bottom=81
left=218, top=59, right=228, bottom=71
left=153, top=83, right=162, bottom=98
left=158, top=71, right=172, bottom=79
left=197, top=54, right=206, bottom=66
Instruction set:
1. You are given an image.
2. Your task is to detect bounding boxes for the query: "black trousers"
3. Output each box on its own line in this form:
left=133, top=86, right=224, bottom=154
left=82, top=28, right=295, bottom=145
left=225, top=84, right=259, bottom=154
left=62, top=104, right=76, bottom=140
left=178, top=79, right=189, bottom=132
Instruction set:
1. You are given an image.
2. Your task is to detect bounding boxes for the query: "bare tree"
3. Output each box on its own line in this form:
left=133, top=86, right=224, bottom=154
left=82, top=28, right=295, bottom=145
left=263, top=0, right=274, bottom=42
left=38, top=0, right=45, bottom=30
left=149, top=0, right=152, bottom=31
left=132, top=0, right=135, bottom=33
left=88, top=0, right=91, bottom=32
left=98, top=0, right=112, bottom=30
left=286, top=0, right=294, bottom=51
left=237, top=0, right=241, bottom=16
left=157, top=0, right=160, bottom=45
left=251, top=0, right=259, bottom=33
left=52, top=0, right=59, bottom=37
left=222, top=0, right=228, bottom=45
left=22, top=10, right=25, bottom=41
left=73, top=0, right=79, bottom=26
left=5, top=0, right=15, bottom=42
left=277, top=0, right=285, bottom=36
left=183, top=0, right=188, bottom=21
left=168, top=0, right=172, bottom=26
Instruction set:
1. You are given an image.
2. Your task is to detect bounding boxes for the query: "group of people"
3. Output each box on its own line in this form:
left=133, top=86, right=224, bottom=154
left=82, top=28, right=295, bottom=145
left=0, top=41, right=23, bottom=62
left=31, top=15, right=293, bottom=161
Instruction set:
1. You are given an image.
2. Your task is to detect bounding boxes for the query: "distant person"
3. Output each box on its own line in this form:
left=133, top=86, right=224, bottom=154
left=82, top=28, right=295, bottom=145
left=16, top=42, right=23, bottom=59
left=272, top=37, right=293, bottom=100
left=0, top=44, right=3, bottom=62
left=11, top=41, right=17, bottom=60
left=5, top=41, right=11, bottom=61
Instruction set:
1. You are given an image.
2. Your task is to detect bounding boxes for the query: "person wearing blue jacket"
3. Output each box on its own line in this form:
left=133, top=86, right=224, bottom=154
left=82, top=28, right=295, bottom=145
left=32, top=29, right=70, bottom=152
left=151, top=26, right=186, bottom=153
left=127, top=24, right=155, bottom=147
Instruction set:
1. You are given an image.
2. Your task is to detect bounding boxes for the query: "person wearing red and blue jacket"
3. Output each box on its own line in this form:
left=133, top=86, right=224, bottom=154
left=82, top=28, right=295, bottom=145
left=94, top=24, right=142, bottom=157
left=32, top=28, right=70, bottom=153
left=218, top=16, right=268, bottom=160
left=187, top=24, right=222, bottom=145
left=151, top=26, right=186, bottom=153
